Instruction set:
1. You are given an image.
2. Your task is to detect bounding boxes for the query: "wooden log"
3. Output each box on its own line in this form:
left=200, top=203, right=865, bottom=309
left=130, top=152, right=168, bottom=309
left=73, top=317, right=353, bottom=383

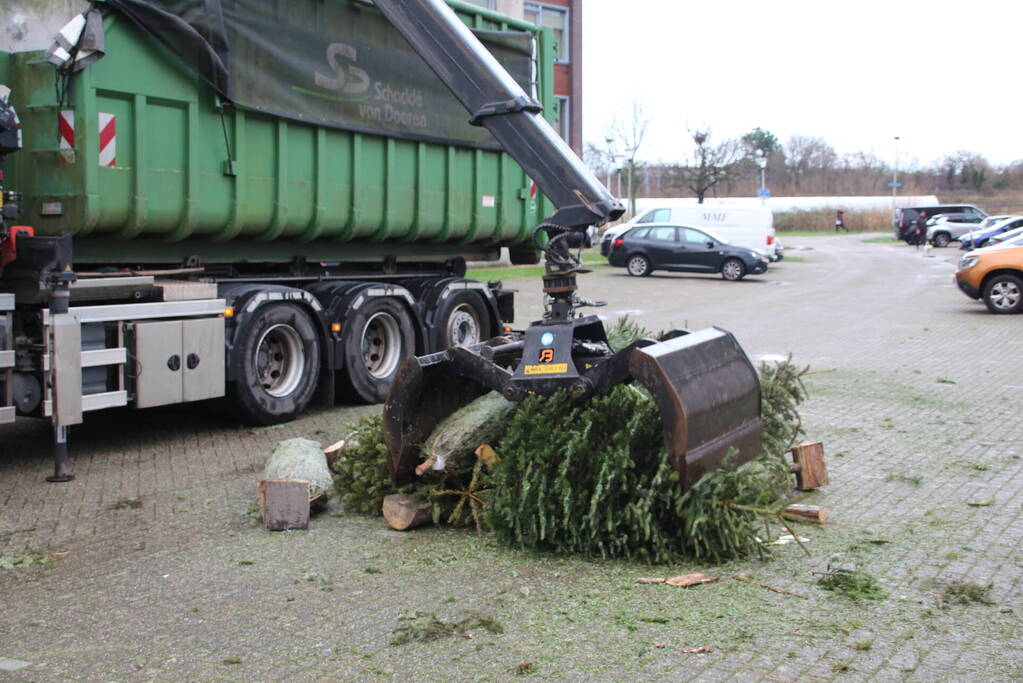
left=322, top=439, right=346, bottom=468
left=789, top=441, right=829, bottom=490
left=382, top=493, right=432, bottom=531
left=783, top=504, right=829, bottom=523
left=258, top=479, right=310, bottom=531
left=665, top=572, right=719, bottom=588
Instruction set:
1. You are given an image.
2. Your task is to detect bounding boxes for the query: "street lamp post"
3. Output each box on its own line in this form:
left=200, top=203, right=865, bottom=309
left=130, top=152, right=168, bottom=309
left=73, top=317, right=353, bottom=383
left=604, top=136, right=615, bottom=190
left=891, top=136, right=901, bottom=212
left=755, top=150, right=767, bottom=205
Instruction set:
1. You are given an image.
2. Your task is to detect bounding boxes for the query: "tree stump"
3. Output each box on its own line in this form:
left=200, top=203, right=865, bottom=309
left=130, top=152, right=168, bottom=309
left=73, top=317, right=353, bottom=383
left=789, top=441, right=828, bottom=490
left=258, top=479, right=310, bottom=531
left=383, top=493, right=432, bottom=531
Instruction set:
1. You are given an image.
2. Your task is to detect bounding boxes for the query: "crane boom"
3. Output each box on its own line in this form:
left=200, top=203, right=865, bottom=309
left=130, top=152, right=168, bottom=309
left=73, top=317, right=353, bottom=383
left=373, top=0, right=624, bottom=231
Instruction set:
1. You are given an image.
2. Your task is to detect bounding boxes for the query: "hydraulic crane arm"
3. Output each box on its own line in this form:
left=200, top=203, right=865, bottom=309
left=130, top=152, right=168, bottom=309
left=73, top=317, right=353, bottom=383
left=374, top=0, right=624, bottom=231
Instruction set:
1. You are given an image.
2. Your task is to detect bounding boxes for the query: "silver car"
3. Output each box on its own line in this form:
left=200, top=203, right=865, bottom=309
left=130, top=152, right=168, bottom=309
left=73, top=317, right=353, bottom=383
left=928, top=214, right=1015, bottom=247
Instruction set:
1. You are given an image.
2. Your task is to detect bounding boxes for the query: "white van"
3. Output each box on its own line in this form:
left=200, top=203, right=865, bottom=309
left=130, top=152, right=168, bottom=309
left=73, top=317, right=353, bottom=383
left=601, top=205, right=776, bottom=259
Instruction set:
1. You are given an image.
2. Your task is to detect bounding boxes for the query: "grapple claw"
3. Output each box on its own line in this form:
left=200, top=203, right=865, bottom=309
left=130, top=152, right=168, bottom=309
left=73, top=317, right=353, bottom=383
left=628, top=327, right=762, bottom=488
left=383, top=323, right=762, bottom=490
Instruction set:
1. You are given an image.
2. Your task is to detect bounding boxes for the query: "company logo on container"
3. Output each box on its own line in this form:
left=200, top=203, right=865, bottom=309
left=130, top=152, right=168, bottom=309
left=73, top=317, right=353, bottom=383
left=98, top=112, right=115, bottom=167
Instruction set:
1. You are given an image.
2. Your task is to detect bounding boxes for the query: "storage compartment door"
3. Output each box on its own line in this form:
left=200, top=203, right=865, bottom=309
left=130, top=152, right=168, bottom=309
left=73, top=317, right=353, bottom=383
left=182, top=317, right=225, bottom=402
left=134, top=320, right=184, bottom=408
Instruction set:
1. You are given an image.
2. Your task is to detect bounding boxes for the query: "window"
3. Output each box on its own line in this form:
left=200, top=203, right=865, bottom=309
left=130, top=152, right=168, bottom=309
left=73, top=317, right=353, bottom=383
left=637, top=209, right=669, bottom=224
left=462, top=0, right=496, bottom=8
left=681, top=228, right=711, bottom=245
left=648, top=227, right=678, bottom=242
left=628, top=228, right=649, bottom=240
left=524, top=2, right=569, bottom=62
left=554, top=96, right=570, bottom=143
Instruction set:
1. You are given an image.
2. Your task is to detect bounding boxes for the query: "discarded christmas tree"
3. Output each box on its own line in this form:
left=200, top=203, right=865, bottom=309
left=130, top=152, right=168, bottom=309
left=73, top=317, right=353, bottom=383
left=330, top=316, right=814, bottom=563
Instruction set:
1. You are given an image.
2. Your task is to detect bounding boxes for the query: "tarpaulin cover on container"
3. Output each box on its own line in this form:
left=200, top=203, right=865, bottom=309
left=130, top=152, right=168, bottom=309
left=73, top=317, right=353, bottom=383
left=102, top=0, right=534, bottom=150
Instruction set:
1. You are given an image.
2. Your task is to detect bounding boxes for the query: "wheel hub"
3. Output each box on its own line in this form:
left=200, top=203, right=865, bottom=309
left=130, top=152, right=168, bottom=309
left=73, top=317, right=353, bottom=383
left=363, top=312, right=402, bottom=379
left=447, top=304, right=481, bottom=347
left=991, top=281, right=1020, bottom=309
left=255, top=323, right=305, bottom=397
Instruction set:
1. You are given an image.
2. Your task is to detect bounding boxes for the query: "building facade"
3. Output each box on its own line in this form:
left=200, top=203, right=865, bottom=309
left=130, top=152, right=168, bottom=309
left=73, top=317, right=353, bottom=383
left=464, top=0, right=582, bottom=156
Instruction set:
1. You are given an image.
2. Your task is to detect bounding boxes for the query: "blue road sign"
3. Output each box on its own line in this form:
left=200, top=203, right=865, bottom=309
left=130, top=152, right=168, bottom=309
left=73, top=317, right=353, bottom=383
left=887, top=181, right=902, bottom=188
left=757, top=187, right=771, bottom=198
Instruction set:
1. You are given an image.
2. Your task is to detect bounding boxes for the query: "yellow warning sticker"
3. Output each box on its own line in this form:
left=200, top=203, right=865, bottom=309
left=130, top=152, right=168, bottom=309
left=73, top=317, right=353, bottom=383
left=523, top=363, right=569, bottom=375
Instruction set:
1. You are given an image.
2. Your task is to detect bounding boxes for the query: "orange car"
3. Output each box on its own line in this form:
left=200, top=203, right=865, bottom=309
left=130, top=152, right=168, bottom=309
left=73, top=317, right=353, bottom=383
left=955, top=244, right=1023, bottom=313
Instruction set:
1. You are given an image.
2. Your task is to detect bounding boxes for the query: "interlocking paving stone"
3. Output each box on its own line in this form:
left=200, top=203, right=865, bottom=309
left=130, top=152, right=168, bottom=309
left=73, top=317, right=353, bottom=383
left=1, top=235, right=1022, bottom=681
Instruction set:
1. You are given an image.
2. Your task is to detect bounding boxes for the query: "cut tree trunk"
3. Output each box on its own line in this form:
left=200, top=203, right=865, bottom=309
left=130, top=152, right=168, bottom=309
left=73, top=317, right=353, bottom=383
left=383, top=494, right=432, bottom=531
left=789, top=441, right=828, bottom=490
left=783, top=504, right=829, bottom=523
left=258, top=479, right=310, bottom=531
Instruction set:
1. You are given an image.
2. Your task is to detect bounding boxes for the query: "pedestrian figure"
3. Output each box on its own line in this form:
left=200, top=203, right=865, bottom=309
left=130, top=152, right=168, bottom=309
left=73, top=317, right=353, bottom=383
left=835, top=209, right=848, bottom=232
left=914, top=211, right=928, bottom=249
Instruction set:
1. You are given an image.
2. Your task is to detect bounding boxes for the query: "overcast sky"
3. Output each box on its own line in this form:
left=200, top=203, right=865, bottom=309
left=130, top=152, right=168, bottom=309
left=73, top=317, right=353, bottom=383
left=582, top=0, right=1023, bottom=168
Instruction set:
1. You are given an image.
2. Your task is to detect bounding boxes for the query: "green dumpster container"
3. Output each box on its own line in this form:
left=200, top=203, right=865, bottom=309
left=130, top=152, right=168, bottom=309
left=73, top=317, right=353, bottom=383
left=3, top=0, right=556, bottom=264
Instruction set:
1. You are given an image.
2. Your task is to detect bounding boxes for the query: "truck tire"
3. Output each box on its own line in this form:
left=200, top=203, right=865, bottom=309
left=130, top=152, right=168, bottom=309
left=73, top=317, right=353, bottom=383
left=983, top=274, right=1023, bottom=314
left=433, top=290, right=492, bottom=350
left=230, top=302, right=321, bottom=425
left=343, top=297, right=415, bottom=403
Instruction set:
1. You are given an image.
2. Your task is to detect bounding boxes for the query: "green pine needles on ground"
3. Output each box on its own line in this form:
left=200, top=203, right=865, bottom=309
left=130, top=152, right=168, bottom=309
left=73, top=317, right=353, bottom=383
left=332, top=317, right=813, bottom=563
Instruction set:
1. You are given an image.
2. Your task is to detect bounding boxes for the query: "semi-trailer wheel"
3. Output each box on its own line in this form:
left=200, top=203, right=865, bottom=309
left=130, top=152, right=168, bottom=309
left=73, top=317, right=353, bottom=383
left=343, top=297, right=415, bottom=403
left=230, top=302, right=321, bottom=424
left=433, top=290, right=491, bottom=349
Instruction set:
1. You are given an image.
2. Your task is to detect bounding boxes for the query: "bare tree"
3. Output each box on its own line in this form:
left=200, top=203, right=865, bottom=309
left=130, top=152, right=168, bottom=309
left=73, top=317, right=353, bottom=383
left=669, top=129, right=745, bottom=204
left=784, top=135, right=837, bottom=192
left=939, top=151, right=991, bottom=193
left=606, top=103, right=649, bottom=216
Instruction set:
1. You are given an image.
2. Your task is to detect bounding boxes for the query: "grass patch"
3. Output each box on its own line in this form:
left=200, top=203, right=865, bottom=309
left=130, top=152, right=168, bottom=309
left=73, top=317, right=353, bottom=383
left=863, top=236, right=896, bottom=243
left=885, top=473, right=923, bottom=486
left=936, top=377, right=957, bottom=385
left=938, top=579, right=994, bottom=607
left=0, top=551, right=63, bottom=569
left=816, top=569, right=887, bottom=601
left=781, top=255, right=807, bottom=262
left=390, top=611, right=504, bottom=645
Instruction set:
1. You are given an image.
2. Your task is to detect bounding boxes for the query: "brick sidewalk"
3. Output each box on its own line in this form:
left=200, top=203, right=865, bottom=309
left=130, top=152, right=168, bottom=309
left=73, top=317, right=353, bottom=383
left=1, top=235, right=1021, bottom=681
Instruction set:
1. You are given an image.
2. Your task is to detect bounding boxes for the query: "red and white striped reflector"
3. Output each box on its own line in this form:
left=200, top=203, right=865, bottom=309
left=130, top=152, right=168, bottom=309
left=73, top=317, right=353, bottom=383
left=58, top=110, right=75, bottom=149
left=98, top=112, right=116, bottom=167
left=529, top=181, right=537, bottom=199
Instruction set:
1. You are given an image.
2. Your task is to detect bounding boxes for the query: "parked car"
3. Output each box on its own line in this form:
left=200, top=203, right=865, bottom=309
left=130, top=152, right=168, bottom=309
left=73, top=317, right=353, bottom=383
left=601, top=205, right=776, bottom=259
left=893, top=204, right=985, bottom=241
left=988, top=225, right=1023, bottom=246
left=607, top=224, right=769, bottom=280
left=955, top=244, right=1023, bottom=313
left=959, top=216, right=1023, bottom=250
left=928, top=214, right=1015, bottom=247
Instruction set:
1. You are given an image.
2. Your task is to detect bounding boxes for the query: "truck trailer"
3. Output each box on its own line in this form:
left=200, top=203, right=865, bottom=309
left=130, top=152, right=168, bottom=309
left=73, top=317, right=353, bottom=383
left=0, top=0, right=558, bottom=479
